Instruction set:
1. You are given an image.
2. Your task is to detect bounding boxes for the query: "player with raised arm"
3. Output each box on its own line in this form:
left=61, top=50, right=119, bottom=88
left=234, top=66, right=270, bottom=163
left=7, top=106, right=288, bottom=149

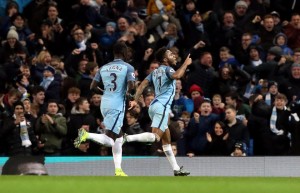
left=74, top=42, right=136, bottom=176
left=125, top=47, right=192, bottom=176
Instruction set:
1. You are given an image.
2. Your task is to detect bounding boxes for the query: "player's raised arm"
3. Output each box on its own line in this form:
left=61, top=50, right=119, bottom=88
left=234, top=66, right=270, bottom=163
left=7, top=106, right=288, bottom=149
left=171, top=54, right=192, bottom=79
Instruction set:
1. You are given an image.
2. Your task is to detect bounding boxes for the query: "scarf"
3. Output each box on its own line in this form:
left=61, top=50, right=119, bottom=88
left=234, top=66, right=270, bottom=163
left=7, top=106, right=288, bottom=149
left=40, top=76, right=54, bottom=90
left=13, top=114, right=32, bottom=147
left=265, top=93, right=272, bottom=106
left=155, top=0, right=165, bottom=13
left=77, top=40, right=87, bottom=51
left=270, top=106, right=285, bottom=135
left=195, top=23, right=204, bottom=33
left=166, top=36, right=177, bottom=48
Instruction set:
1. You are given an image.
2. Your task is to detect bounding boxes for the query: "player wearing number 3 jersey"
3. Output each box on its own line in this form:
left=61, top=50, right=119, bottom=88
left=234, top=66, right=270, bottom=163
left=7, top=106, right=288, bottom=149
left=74, top=42, right=135, bottom=176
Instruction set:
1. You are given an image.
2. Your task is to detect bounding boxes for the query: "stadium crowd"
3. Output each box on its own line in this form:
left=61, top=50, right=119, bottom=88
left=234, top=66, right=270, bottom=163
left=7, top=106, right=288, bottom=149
left=1, top=0, right=300, bottom=157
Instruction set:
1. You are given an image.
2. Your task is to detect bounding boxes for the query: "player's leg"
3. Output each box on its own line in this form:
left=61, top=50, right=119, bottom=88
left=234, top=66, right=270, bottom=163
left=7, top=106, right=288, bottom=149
left=161, top=129, right=190, bottom=176
left=74, top=128, right=114, bottom=148
left=124, top=102, right=163, bottom=143
left=74, top=108, right=115, bottom=148
left=105, top=111, right=128, bottom=176
left=161, top=128, right=180, bottom=171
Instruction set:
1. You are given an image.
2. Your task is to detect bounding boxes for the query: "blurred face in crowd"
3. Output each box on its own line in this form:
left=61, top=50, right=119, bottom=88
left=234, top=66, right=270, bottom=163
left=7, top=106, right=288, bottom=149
left=79, top=100, right=90, bottom=112
left=212, top=95, right=222, bottom=107
left=91, top=94, right=101, bottom=106
left=269, top=85, right=278, bottom=95
left=249, top=48, right=260, bottom=61
left=292, top=52, right=300, bottom=64
left=223, top=12, right=235, bottom=27
left=291, top=66, right=300, bottom=79
left=8, top=94, right=20, bottom=106
left=48, top=6, right=59, bottom=20
left=199, top=101, right=212, bottom=116
left=235, top=5, right=247, bottom=16
left=14, top=105, right=24, bottom=117
left=291, top=14, right=300, bottom=29
left=225, top=97, right=236, bottom=107
left=33, top=91, right=45, bottom=105
left=78, top=60, right=87, bottom=73
left=225, top=108, right=236, bottom=122
left=221, top=66, right=231, bottom=80
left=68, top=92, right=80, bottom=103
left=126, top=112, right=137, bottom=126
left=7, top=37, right=16, bottom=47
left=274, top=97, right=287, bottom=110
left=263, top=17, right=274, bottom=32
left=241, top=34, right=252, bottom=49
left=186, top=1, right=195, bottom=12
left=147, top=62, right=159, bottom=74
left=191, top=91, right=200, bottom=100
left=144, top=94, right=154, bottom=107
left=191, top=11, right=202, bottom=24
left=175, top=80, right=182, bottom=93
left=200, top=53, right=213, bottom=67
left=73, top=29, right=85, bottom=42
left=219, top=50, right=230, bottom=62
left=117, top=17, right=129, bottom=32
left=23, top=99, right=31, bottom=113
left=214, top=122, right=224, bottom=136
left=276, top=36, right=286, bottom=46
left=133, top=102, right=141, bottom=114
left=47, top=102, right=59, bottom=115
left=13, top=15, right=24, bottom=28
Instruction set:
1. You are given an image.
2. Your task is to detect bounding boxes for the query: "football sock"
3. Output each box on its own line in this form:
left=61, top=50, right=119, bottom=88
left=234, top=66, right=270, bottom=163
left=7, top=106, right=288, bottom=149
left=126, top=132, right=156, bottom=143
left=88, top=133, right=114, bottom=147
left=113, top=137, right=123, bottom=169
left=162, top=144, right=180, bottom=171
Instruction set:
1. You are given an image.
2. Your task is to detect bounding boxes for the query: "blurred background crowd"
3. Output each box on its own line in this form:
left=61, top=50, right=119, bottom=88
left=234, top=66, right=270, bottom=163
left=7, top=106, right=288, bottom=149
left=1, top=0, right=300, bottom=157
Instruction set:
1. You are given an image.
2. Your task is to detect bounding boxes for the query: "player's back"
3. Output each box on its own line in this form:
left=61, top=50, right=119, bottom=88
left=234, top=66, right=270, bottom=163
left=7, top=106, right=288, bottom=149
left=100, top=59, right=134, bottom=111
left=149, top=65, right=175, bottom=107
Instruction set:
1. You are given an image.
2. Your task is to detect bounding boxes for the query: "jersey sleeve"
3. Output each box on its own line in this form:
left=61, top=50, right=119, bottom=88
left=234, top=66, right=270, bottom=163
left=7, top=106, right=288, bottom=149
left=93, top=66, right=102, bottom=82
left=127, top=65, right=135, bottom=82
left=166, top=66, right=175, bottom=80
left=145, top=72, right=153, bottom=82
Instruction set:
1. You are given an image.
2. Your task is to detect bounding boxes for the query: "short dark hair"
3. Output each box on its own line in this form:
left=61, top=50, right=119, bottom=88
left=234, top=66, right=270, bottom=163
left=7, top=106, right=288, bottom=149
left=113, top=42, right=128, bottom=57
left=32, top=86, right=45, bottom=95
left=155, top=47, right=168, bottom=63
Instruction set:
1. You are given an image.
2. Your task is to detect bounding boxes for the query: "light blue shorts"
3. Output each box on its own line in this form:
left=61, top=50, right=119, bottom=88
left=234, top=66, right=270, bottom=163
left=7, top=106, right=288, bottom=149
left=101, top=108, right=124, bottom=135
left=148, top=100, right=170, bottom=132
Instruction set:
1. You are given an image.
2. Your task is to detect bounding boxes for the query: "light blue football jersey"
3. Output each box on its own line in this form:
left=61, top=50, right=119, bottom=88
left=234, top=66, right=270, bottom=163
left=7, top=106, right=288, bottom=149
left=94, top=59, right=135, bottom=111
left=146, top=65, right=175, bottom=107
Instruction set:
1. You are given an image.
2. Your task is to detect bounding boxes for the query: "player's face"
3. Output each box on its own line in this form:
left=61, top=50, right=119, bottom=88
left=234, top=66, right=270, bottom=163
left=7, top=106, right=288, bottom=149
left=165, top=50, right=176, bottom=65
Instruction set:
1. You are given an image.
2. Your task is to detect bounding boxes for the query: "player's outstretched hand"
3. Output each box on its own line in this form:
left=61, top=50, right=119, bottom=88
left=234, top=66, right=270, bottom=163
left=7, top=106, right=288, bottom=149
left=184, top=54, right=192, bottom=66
left=128, top=100, right=137, bottom=110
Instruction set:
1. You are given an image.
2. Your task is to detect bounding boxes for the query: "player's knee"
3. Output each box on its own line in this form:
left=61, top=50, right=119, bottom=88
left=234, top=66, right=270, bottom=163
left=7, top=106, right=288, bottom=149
left=154, top=133, right=161, bottom=142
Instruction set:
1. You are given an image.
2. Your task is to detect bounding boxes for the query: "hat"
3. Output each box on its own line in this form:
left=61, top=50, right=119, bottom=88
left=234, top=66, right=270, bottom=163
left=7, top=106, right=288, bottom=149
left=235, top=142, right=244, bottom=150
left=138, top=8, right=147, bottom=17
left=189, top=84, right=204, bottom=95
left=41, top=19, right=53, bottom=26
left=235, top=1, right=248, bottom=9
left=267, top=81, right=278, bottom=89
left=268, top=46, right=283, bottom=57
left=7, top=26, right=19, bottom=40
left=106, top=21, right=116, bottom=29
left=270, top=11, right=280, bottom=18
left=43, top=65, right=55, bottom=74
left=292, top=63, right=300, bottom=68
left=191, top=9, right=201, bottom=16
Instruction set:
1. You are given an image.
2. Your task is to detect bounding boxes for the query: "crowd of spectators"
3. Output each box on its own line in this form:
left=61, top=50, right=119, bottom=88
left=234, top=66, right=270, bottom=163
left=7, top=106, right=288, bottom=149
left=1, top=0, right=300, bottom=157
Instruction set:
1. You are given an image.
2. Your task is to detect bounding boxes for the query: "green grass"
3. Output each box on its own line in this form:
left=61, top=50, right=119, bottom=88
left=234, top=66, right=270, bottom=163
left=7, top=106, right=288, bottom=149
left=0, top=176, right=300, bottom=193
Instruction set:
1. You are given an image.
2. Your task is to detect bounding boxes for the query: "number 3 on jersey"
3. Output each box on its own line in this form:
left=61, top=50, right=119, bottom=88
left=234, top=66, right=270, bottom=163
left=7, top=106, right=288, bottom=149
left=110, top=73, right=117, bottom=91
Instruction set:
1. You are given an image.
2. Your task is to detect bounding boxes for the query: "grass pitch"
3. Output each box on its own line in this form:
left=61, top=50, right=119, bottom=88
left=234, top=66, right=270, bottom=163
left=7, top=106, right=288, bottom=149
left=0, top=176, right=300, bottom=193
